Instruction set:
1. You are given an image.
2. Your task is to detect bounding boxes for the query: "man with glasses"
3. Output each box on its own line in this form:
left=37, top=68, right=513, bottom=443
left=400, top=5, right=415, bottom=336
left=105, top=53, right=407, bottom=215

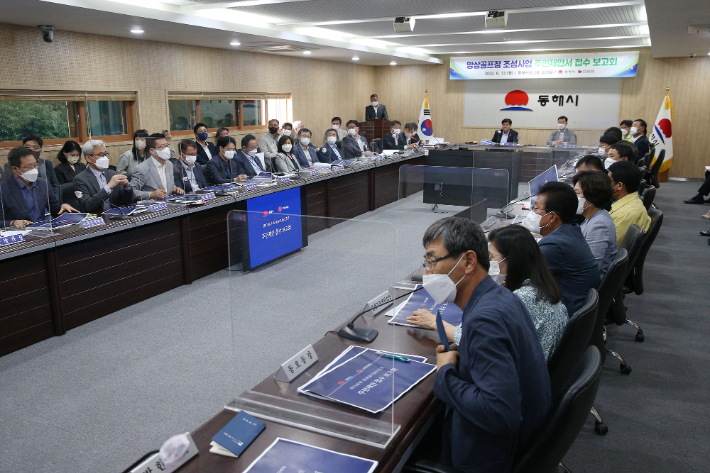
left=1, top=147, right=78, bottom=228
left=73, top=140, right=136, bottom=213
left=532, top=182, right=599, bottom=316
left=236, top=134, right=266, bottom=178
left=173, top=139, right=208, bottom=192
left=417, top=217, right=551, bottom=473
left=16, top=135, right=61, bottom=199
left=130, top=133, right=184, bottom=200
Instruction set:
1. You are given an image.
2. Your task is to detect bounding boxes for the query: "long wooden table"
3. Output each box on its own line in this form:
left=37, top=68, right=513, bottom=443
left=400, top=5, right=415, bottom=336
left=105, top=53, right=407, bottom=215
left=0, top=152, right=424, bottom=357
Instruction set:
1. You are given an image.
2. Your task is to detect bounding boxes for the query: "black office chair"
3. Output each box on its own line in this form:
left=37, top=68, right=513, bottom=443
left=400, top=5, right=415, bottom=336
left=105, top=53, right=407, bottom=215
left=637, top=152, right=649, bottom=167
left=512, top=346, right=603, bottom=473
left=60, top=182, right=81, bottom=209
left=547, top=289, right=598, bottom=405
left=641, top=186, right=656, bottom=210
left=371, top=138, right=383, bottom=154
left=108, top=164, right=117, bottom=171
left=646, top=144, right=656, bottom=168
left=637, top=178, right=647, bottom=196
left=648, top=149, right=665, bottom=188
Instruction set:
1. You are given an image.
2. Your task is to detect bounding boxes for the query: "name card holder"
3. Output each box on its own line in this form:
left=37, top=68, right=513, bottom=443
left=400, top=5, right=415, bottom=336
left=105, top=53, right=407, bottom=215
left=129, top=432, right=198, bottom=473
left=201, top=192, right=216, bottom=200
left=244, top=183, right=258, bottom=191
left=378, top=155, right=387, bottom=161
left=80, top=217, right=106, bottom=229
left=278, top=176, right=291, bottom=183
left=309, top=169, right=319, bottom=176
left=149, top=203, right=169, bottom=212
left=331, top=165, right=344, bottom=171
left=274, top=344, right=319, bottom=382
left=0, top=234, right=25, bottom=246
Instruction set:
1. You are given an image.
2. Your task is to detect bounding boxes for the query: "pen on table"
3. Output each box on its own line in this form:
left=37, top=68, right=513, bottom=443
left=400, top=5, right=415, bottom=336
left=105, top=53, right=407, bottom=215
left=377, top=351, right=411, bottom=363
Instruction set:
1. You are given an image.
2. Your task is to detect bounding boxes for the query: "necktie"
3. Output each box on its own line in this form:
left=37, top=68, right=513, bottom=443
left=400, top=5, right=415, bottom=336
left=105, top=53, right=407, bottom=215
left=436, top=310, right=451, bottom=352
left=99, top=172, right=110, bottom=210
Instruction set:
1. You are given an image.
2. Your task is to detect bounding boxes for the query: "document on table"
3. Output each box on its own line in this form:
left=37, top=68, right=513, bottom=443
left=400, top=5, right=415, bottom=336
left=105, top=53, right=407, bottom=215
left=387, top=285, right=463, bottom=328
left=243, top=438, right=377, bottom=473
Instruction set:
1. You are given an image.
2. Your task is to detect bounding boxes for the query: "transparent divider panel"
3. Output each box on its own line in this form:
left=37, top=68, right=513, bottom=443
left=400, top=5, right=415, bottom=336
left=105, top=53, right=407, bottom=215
left=227, top=209, right=404, bottom=448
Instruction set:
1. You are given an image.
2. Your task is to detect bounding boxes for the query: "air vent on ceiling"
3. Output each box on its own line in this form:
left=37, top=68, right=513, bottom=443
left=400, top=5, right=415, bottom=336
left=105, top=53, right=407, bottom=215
left=242, top=42, right=314, bottom=53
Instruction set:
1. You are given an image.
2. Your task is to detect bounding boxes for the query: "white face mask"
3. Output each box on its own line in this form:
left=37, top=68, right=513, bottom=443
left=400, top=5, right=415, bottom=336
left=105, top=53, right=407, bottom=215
left=332, top=124, right=339, bottom=130
left=300, top=137, right=311, bottom=146
left=405, top=132, right=412, bottom=139
left=66, top=155, right=80, bottom=164
left=522, top=210, right=551, bottom=234
left=558, top=123, right=566, bottom=130
left=224, top=150, right=235, bottom=160
left=422, top=254, right=466, bottom=304
left=282, top=144, right=293, bottom=153
left=135, top=139, right=146, bottom=151
left=95, top=156, right=110, bottom=170
left=488, top=258, right=507, bottom=286
left=347, top=128, right=357, bottom=136
left=248, top=149, right=258, bottom=157
left=282, top=129, right=292, bottom=136
left=604, top=157, right=616, bottom=170
left=156, top=147, right=171, bottom=161
left=598, top=147, right=606, bottom=155
left=371, top=101, right=378, bottom=107
left=20, top=168, right=39, bottom=182
left=577, top=196, right=589, bottom=214
left=327, top=136, right=337, bottom=145
left=184, top=155, right=197, bottom=166
left=630, top=126, right=639, bottom=135
left=393, top=129, right=401, bottom=135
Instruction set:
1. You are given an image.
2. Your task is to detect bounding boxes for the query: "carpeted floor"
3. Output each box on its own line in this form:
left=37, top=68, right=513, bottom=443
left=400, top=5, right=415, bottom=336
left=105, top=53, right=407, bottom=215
left=0, top=180, right=707, bottom=472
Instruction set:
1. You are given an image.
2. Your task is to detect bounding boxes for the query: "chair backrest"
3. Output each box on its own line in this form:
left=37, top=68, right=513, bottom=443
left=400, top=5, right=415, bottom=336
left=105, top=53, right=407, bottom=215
left=513, top=346, right=603, bottom=473
left=637, top=179, right=647, bottom=195
left=618, top=224, right=645, bottom=276
left=650, top=149, right=665, bottom=188
left=60, top=182, right=80, bottom=209
left=547, top=288, right=598, bottom=405
left=641, top=186, right=656, bottom=210
left=627, top=208, right=663, bottom=296
left=645, top=145, right=655, bottom=168
left=371, top=138, right=383, bottom=153
left=590, top=249, right=628, bottom=358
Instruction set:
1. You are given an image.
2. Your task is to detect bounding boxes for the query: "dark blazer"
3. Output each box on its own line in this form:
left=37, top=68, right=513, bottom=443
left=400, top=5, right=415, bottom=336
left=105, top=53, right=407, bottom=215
left=406, top=134, right=420, bottom=146
left=5, top=159, right=61, bottom=199
left=173, top=162, right=208, bottom=192
left=205, top=156, right=240, bottom=184
left=383, top=131, right=406, bottom=150
left=633, top=135, right=650, bottom=164
left=365, top=104, right=388, bottom=120
left=316, top=143, right=343, bottom=163
left=195, top=141, right=218, bottom=166
left=341, top=135, right=370, bottom=159
left=434, top=276, right=552, bottom=472
left=292, top=144, right=320, bottom=167
left=539, top=223, right=601, bottom=316
left=54, top=161, right=87, bottom=185
left=0, top=176, right=61, bottom=225
left=73, top=167, right=135, bottom=213
left=234, top=150, right=265, bottom=179
left=491, top=129, right=519, bottom=144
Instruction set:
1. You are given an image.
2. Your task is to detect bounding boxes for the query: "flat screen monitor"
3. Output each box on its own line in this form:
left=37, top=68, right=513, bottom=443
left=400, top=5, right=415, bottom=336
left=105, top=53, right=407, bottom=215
left=529, top=165, right=558, bottom=208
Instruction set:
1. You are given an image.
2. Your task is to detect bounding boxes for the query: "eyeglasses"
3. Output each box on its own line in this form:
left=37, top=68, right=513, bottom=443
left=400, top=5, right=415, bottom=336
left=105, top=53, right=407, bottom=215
left=422, top=252, right=460, bottom=271
left=87, top=153, right=110, bottom=158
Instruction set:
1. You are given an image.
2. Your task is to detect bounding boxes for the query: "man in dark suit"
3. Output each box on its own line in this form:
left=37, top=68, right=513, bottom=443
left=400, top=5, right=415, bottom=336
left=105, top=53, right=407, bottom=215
left=342, top=120, right=376, bottom=159
left=73, top=140, right=135, bottom=213
left=205, top=135, right=245, bottom=184
left=365, top=94, right=388, bottom=120
left=292, top=128, right=321, bottom=167
left=173, top=139, right=208, bottom=192
left=383, top=120, right=410, bottom=150
left=404, top=123, right=421, bottom=147
left=317, top=129, right=344, bottom=163
left=1, top=147, right=78, bottom=228
left=491, top=118, right=519, bottom=144
left=630, top=118, right=650, bottom=163
left=235, top=134, right=266, bottom=179
left=193, top=122, right=217, bottom=165
left=22, top=135, right=61, bottom=199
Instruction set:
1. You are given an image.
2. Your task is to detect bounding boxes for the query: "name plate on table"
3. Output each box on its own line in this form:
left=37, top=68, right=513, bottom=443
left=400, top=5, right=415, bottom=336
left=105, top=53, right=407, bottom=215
left=80, top=217, right=105, bottom=229
left=129, top=433, right=198, bottom=473
left=149, top=203, right=168, bottom=212
left=377, top=155, right=387, bottom=161
left=307, top=169, right=319, bottom=176
left=275, top=344, right=319, bottom=383
left=244, top=183, right=258, bottom=191
left=201, top=192, right=216, bottom=200
left=278, top=176, right=291, bottom=183
left=331, top=165, right=344, bottom=171
left=0, top=234, right=25, bottom=246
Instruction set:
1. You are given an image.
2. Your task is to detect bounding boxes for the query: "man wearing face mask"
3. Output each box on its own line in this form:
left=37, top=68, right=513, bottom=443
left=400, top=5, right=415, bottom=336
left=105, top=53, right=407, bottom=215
left=130, top=133, right=184, bottom=200
left=383, top=120, right=407, bottom=150
left=404, top=123, right=421, bottom=147
left=173, top=139, right=208, bottom=192
left=16, top=135, right=61, bottom=200
left=205, top=135, right=247, bottom=185
left=413, top=217, right=551, bottom=473
left=281, top=123, right=293, bottom=138
left=597, top=134, right=617, bottom=158
left=73, top=140, right=136, bottom=213
left=342, top=120, right=375, bottom=159
left=317, top=129, right=343, bottom=163
left=365, top=94, right=388, bottom=120
left=525, top=182, right=599, bottom=316
left=235, top=134, right=266, bottom=179
left=117, top=129, right=149, bottom=177
left=258, top=119, right=281, bottom=171
left=604, top=142, right=635, bottom=170
left=292, top=129, right=320, bottom=167
left=193, top=123, right=217, bottom=166
left=0, top=147, right=78, bottom=228
left=322, top=117, right=347, bottom=145
left=619, top=120, right=633, bottom=142
left=630, top=119, right=650, bottom=161
left=546, top=116, right=577, bottom=146
left=608, top=161, right=651, bottom=247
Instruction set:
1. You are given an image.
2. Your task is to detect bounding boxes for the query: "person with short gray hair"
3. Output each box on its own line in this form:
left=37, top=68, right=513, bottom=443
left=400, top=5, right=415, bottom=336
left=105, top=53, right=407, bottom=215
left=411, top=217, right=552, bottom=472
left=82, top=139, right=106, bottom=157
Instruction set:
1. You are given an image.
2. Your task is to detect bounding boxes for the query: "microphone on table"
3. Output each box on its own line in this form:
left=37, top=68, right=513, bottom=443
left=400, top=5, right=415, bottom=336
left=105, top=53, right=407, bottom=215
left=214, top=184, right=230, bottom=196
left=494, top=191, right=537, bottom=219
left=107, top=200, right=130, bottom=220
left=335, top=286, right=425, bottom=343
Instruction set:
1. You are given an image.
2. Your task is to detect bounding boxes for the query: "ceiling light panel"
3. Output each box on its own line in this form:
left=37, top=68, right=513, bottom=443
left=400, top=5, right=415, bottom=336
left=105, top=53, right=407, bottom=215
left=434, top=36, right=649, bottom=53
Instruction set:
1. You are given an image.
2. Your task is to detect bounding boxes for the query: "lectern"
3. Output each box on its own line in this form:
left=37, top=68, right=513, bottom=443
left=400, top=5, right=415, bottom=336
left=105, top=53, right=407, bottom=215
left=359, top=119, right=391, bottom=147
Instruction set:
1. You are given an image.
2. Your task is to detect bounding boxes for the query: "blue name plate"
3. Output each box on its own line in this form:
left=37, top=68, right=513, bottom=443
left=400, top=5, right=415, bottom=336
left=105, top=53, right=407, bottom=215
left=80, top=217, right=105, bottom=229
left=244, top=183, right=258, bottom=191
left=332, top=165, right=344, bottom=171
left=201, top=192, right=216, bottom=200
left=308, top=169, right=319, bottom=176
left=378, top=155, right=387, bottom=161
left=149, top=203, right=168, bottom=212
left=278, top=176, right=291, bottom=183
left=0, top=234, right=25, bottom=246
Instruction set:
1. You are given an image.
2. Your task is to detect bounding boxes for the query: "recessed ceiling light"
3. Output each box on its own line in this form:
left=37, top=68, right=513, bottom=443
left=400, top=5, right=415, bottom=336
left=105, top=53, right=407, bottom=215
left=303, top=50, right=312, bottom=55
left=352, top=56, right=359, bottom=61
left=230, top=41, right=240, bottom=46
left=130, top=28, right=144, bottom=34
left=390, top=61, right=397, bottom=66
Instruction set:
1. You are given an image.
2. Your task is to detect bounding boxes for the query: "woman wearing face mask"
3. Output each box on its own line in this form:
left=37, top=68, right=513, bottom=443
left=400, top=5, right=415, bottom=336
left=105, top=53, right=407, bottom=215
left=54, top=140, right=86, bottom=184
left=273, top=136, right=301, bottom=173
left=116, top=129, right=149, bottom=176
left=573, top=170, right=617, bottom=277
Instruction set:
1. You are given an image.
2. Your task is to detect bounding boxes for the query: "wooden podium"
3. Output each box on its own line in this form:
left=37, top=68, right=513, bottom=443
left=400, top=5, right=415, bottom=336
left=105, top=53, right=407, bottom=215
left=359, top=119, right=391, bottom=146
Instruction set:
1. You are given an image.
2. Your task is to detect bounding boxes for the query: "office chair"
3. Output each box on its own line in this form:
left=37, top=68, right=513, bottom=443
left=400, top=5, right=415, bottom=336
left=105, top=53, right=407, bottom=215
left=371, top=138, right=383, bottom=154
left=648, top=149, right=665, bottom=188
left=646, top=144, right=656, bottom=168
left=108, top=164, right=117, bottom=171
left=637, top=179, right=647, bottom=196
left=641, top=186, right=656, bottom=210
left=547, top=289, right=598, bottom=405
left=60, top=182, right=81, bottom=209
left=512, top=346, right=603, bottom=473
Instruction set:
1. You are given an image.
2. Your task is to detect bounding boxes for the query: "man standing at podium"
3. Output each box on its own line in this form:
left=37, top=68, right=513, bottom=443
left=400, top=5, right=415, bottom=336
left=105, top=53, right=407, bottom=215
left=365, top=94, right=388, bottom=120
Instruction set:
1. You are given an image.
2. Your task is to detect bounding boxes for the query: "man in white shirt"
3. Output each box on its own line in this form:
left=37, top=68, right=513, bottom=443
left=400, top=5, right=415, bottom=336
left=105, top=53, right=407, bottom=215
left=258, top=119, right=281, bottom=170
left=173, top=139, right=208, bottom=193
left=491, top=118, right=519, bottom=144
left=365, top=94, right=389, bottom=120
left=130, top=133, right=184, bottom=200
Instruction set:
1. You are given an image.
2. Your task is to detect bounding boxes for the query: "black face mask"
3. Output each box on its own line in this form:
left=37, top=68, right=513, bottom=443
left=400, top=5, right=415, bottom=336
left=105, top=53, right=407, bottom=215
left=269, top=127, right=279, bottom=134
